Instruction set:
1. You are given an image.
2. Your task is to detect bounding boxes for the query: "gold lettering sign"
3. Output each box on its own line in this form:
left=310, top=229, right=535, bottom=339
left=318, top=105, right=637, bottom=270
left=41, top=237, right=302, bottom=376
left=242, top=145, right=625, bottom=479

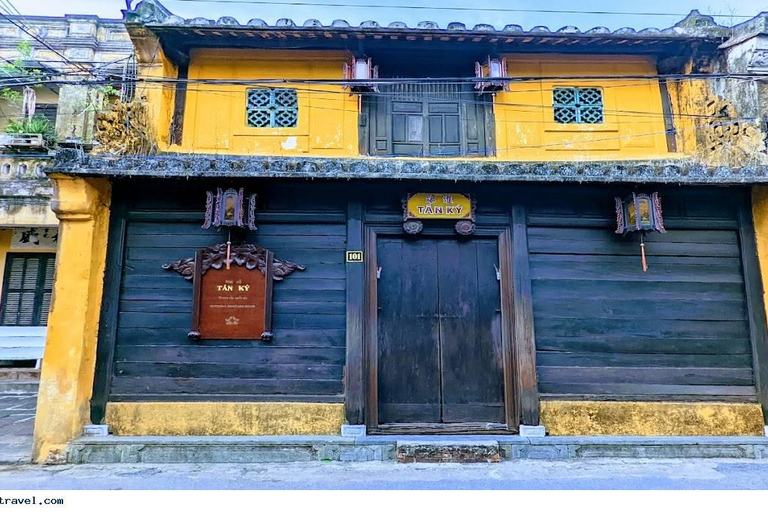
left=405, top=193, right=473, bottom=220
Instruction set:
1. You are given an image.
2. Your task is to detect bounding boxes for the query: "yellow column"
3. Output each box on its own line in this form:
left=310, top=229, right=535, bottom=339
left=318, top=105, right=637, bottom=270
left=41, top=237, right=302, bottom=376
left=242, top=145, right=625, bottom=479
left=754, top=187, right=768, bottom=321
left=31, top=175, right=111, bottom=464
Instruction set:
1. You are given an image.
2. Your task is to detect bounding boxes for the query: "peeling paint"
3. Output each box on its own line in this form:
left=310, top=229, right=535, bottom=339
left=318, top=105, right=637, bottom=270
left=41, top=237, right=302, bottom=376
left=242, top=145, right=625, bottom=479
left=281, top=136, right=298, bottom=150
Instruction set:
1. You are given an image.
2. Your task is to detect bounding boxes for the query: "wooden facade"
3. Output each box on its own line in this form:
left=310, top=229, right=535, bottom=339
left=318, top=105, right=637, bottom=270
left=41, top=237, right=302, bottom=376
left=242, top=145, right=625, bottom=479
left=90, top=179, right=766, bottom=430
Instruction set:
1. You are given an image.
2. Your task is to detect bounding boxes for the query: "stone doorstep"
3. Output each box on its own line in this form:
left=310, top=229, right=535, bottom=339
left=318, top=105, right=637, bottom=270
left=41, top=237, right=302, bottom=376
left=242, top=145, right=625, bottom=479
left=66, top=435, right=768, bottom=464
left=396, top=440, right=502, bottom=463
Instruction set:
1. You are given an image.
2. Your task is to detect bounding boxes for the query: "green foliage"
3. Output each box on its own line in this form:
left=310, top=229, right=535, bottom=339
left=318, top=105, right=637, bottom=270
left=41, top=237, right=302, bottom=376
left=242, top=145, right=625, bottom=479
left=0, top=41, right=43, bottom=105
left=99, top=84, right=120, bottom=97
left=5, top=115, right=56, bottom=145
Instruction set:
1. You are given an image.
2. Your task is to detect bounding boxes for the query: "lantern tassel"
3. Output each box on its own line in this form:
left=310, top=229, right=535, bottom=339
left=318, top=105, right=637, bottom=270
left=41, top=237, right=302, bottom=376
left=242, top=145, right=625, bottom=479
left=640, top=233, right=648, bottom=272
left=226, top=231, right=232, bottom=270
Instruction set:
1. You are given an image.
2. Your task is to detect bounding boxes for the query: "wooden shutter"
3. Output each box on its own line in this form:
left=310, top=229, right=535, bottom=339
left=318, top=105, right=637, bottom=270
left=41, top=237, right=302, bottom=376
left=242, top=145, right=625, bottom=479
left=363, top=84, right=494, bottom=157
left=1, top=254, right=56, bottom=326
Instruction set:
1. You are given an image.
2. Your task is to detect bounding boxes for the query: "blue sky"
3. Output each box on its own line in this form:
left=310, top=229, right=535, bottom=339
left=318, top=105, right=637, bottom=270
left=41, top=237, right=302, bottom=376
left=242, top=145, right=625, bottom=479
left=8, top=0, right=766, bottom=30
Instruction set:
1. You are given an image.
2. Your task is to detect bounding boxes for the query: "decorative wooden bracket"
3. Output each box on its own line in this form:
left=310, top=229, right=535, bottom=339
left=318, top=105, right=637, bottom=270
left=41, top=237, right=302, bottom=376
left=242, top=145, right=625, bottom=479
left=163, top=243, right=305, bottom=281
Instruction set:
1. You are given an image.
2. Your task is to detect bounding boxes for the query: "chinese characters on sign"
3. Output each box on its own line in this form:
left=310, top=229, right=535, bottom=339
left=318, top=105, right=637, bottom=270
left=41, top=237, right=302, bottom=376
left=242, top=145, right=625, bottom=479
left=11, top=227, right=58, bottom=250
left=406, top=193, right=473, bottom=220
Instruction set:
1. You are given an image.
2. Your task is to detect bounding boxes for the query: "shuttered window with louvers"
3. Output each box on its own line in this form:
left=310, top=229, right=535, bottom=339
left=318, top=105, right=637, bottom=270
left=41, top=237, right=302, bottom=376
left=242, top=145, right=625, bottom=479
left=0, top=253, right=56, bottom=326
left=362, top=83, right=495, bottom=157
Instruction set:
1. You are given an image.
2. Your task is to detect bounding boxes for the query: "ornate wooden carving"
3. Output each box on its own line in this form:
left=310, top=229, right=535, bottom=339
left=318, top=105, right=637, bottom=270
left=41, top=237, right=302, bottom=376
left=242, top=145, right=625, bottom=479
left=163, top=243, right=305, bottom=281
left=455, top=220, right=476, bottom=236
left=202, top=188, right=258, bottom=231
left=164, top=244, right=305, bottom=341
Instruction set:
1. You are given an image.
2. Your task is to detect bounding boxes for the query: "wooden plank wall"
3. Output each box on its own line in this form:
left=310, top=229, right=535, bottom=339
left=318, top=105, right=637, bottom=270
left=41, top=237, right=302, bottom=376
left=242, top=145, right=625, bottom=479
left=108, top=182, right=347, bottom=402
left=526, top=187, right=757, bottom=402
left=98, top=180, right=760, bottom=409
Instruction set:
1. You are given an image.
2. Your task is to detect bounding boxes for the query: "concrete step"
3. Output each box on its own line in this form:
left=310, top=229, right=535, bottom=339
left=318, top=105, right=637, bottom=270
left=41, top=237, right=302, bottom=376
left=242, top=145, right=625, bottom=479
left=67, top=435, right=768, bottom=464
left=0, top=380, right=38, bottom=394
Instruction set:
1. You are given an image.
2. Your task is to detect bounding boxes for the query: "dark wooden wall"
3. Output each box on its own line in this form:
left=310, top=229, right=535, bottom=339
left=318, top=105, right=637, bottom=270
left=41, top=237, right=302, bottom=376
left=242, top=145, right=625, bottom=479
left=526, top=186, right=757, bottom=402
left=93, top=179, right=762, bottom=419
left=104, top=181, right=347, bottom=403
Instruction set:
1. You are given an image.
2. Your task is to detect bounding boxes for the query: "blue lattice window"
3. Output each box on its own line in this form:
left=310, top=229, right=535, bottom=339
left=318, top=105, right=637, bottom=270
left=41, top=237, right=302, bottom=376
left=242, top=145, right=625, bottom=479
left=553, top=87, right=604, bottom=124
left=246, top=88, right=298, bottom=128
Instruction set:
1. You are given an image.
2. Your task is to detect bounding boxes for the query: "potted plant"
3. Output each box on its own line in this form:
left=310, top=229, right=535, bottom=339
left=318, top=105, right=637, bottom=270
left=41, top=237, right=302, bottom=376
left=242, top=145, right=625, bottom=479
left=2, top=115, right=56, bottom=150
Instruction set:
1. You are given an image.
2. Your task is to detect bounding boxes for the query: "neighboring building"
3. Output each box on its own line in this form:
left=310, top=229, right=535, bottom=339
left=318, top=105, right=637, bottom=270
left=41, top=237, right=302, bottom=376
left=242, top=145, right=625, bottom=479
left=30, top=0, right=768, bottom=462
left=0, top=15, right=133, bottom=366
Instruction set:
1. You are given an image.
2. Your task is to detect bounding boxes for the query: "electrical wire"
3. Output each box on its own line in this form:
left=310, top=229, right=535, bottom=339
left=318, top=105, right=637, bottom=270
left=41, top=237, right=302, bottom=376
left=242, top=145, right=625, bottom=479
left=0, top=5, right=98, bottom=78
left=163, top=0, right=755, bottom=20
left=4, top=73, right=765, bottom=123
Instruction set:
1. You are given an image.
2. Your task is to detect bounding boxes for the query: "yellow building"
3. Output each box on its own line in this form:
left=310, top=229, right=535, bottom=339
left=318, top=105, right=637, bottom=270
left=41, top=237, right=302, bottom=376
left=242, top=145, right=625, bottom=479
left=30, top=0, right=768, bottom=463
left=0, top=14, right=132, bottom=370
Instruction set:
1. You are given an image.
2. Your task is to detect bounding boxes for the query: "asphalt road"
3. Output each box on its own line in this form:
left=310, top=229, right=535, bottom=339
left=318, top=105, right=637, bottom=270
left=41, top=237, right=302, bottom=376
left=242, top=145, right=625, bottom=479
left=2, top=459, right=768, bottom=490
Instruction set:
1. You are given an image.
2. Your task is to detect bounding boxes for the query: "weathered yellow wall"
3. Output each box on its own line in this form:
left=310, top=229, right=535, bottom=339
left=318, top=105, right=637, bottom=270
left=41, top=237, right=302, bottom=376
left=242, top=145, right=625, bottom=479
left=180, top=49, right=358, bottom=156
left=0, top=228, right=57, bottom=306
left=495, top=55, right=671, bottom=160
left=130, top=32, right=176, bottom=151
left=31, top=175, right=111, bottom=464
left=106, top=402, right=345, bottom=436
left=541, top=401, right=764, bottom=436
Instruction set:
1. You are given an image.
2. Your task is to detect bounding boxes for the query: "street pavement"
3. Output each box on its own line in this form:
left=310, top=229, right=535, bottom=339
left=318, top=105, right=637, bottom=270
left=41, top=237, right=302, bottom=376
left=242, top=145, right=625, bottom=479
left=2, top=459, right=768, bottom=490
left=2, top=389, right=768, bottom=490
left=0, top=391, right=35, bottom=465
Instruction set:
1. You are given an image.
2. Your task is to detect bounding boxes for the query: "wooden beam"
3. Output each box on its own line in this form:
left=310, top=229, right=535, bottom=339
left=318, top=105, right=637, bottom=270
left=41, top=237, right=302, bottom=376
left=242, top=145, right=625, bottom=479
left=344, top=199, right=365, bottom=425
left=498, top=229, right=519, bottom=428
left=510, top=205, right=540, bottom=426
left=90, top=193, right=128, bottom=424
left=738, top=198, right=768, bottom=422
left=169, top=59, right=189, bottom=146
left=658, top=78, right=678, bottom=153
left=363, top=227, right=379, bottom=429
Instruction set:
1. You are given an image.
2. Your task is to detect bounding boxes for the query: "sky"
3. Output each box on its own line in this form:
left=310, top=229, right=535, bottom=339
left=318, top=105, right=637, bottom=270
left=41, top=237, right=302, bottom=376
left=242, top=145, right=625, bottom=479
left=4, top=0, right=766, bottom=31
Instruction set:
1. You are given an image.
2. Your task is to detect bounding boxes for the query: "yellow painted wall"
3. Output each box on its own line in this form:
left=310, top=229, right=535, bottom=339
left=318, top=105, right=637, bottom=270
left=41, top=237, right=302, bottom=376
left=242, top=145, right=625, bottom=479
left=495, top=55, right=671, bottom=160
left=541, top=401, right=764, bottom=436
left=180, top=49, right=358, bottom=156
left=106, top=402, right=345, bottom=436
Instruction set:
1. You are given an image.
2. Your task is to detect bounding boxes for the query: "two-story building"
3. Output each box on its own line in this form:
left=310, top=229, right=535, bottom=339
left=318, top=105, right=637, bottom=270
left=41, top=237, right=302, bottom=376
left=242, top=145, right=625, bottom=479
left=0, top=14, right=133, bottom=370
left=30, top=0, right=768, bottom=462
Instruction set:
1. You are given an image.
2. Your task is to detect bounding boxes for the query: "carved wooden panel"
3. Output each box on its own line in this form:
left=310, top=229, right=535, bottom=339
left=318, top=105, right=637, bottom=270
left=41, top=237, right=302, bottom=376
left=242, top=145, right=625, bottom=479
left=197, top=261, right=270, bottom=340
left=164, top=244, right=304, bottom=341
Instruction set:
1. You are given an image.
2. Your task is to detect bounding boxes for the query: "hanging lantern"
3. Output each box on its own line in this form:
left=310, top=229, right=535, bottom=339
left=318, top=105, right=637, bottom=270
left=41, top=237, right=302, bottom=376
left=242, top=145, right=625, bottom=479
left=202, top=187, right=257, bottom=231
left=343, top=57, right=379, bottom=93
left=615, top=192, right=666, bottom=272
left=474, top=57, right=509, bottom=93
left=202, top=188, right=258, bottom=270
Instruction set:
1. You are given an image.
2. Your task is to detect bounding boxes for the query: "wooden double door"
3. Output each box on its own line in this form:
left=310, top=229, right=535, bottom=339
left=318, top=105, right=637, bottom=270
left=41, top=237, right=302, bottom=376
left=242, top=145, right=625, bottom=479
left=367, top=232, right=513, bottom=432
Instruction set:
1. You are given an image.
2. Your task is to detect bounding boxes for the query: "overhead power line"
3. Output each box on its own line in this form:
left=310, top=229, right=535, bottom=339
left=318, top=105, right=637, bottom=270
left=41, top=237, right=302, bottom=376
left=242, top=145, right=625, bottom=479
left=0, top=5, right=98, bottom=78
left=165, top=0, right=755, bottom=19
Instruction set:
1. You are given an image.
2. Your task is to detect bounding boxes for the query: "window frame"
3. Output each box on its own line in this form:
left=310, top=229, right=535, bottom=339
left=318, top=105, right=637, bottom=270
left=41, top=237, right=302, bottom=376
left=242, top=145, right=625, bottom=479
left=552, top=86, right=605, bottom=125
left=0, top=253, right=56, bottom=327
left=245, top=87, right=299, bottom=129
